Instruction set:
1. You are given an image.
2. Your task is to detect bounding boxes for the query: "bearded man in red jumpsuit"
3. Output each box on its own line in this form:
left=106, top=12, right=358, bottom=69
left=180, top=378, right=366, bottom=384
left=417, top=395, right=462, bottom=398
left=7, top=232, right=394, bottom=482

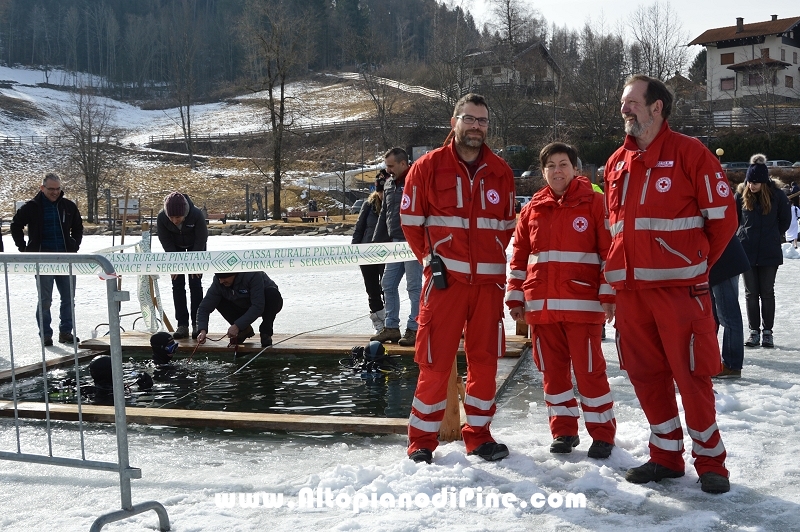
left=605, top=75, right=737, bottom=493
left=400, top=93, right=516, bottom=464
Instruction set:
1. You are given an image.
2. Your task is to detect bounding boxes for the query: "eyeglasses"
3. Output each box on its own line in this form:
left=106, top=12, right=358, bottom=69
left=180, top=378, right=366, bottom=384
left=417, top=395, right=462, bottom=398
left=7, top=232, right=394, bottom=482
left=456, top=114, right=489, bottom=127
left=44, top=187, right=61, bottom=192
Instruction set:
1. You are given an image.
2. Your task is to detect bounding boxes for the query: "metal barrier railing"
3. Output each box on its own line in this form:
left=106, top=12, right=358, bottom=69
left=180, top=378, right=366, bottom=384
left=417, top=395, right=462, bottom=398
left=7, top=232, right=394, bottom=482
left=0, top=253, right=169, bottom=531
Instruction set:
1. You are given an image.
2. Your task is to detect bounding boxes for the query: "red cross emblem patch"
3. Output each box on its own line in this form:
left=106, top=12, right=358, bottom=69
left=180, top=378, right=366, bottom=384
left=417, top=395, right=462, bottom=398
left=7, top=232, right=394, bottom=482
left=573, top=216, right=589, bottom=232
left=655, top=177, right=672, bottom=192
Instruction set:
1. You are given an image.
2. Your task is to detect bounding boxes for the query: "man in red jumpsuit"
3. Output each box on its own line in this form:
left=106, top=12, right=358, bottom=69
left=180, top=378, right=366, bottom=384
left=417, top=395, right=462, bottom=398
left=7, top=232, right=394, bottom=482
left=400, top=93, right=516, bottom=464
left=605, top=75, right=737, bottom=493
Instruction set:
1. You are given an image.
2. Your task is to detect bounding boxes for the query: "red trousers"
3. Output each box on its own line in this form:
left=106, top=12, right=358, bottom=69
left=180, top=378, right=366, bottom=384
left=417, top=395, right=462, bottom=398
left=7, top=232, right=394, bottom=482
left=532, top=322, right=616, bottom=444
left=408, top=279, right=505, bottom=454
left=615, top=286, right=728, bottom=477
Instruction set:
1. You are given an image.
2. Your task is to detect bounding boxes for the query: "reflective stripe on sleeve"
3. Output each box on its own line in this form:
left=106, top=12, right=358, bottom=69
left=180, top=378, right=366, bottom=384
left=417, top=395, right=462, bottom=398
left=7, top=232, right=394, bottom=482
left=634, top=216, right=704, bottom=232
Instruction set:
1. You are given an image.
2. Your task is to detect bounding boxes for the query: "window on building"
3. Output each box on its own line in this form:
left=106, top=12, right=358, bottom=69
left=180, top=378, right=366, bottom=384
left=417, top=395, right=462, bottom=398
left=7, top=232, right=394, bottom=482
left=492, top=66, right=501, bottom=74
left=720, top=53, right=734, bottom=65
left=720, top=77, right=735, bottom=91
left=748, top=72, right=764, bottom=85
left=781, top=49, right=786, bottom=61
left=794, top=51, right=798, bottom=64
left=761, top=48, right=770, bottom=59
left=787, top=75, right=794, bottom=89
left=473, top=68, right=483, bottom=75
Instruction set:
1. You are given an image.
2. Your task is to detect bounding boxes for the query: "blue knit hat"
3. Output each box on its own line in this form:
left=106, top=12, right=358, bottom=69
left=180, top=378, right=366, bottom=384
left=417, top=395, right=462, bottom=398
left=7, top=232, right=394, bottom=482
left=745, top=154, right=769, bottom=184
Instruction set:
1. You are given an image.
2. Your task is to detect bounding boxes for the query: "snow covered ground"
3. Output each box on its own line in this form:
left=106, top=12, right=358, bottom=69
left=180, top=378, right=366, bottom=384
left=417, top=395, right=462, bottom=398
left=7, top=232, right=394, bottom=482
left=0, top=65, right=372, bottom=147
left=1, top=234, right=800, bottom=531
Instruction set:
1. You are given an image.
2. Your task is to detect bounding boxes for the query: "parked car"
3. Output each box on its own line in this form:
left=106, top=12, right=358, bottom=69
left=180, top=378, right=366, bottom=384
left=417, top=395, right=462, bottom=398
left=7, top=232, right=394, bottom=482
left=793, top=161, right=800, bottom=167
left=348, top=199, right=364, bottom=214
left=514, top=195, right=532, bottom=213
left=512, top=168, right=524, bottom=177
left=721, top=162, right=749, bottom=170
left=765, top=160, right=794, bottom=167
left=520, top=169, right=541, bottom=178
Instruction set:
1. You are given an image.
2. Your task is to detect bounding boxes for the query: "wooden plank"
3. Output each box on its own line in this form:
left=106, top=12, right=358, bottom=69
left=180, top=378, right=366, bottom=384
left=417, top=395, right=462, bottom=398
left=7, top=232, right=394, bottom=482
left=80, top=332, right=530, bottom=358
left=0, top=351, right=104, bottom=384
left=0, top=401, right=409, bottom=435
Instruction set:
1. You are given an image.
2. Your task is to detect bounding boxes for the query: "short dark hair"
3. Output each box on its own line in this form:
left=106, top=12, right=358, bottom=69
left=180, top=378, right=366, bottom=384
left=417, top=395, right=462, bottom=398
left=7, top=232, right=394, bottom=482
left=625, top=74, right=673, bottom=120
left=453, top=93, right=489, bottom=117
left=43, top=173, right=61, bottom=186
left=383, top=147, right=408, bottom=164
left=539, top=142, right=578, bottom=169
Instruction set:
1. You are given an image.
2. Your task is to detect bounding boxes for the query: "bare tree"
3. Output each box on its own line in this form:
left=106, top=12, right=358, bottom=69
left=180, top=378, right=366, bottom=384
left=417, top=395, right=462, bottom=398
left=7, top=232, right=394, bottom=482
left=628, top=0, right=689, bottom=80
left=242, top=0, right=313, bottom=220
left=166, top=0, right=200, bottom=169
left=490, top=0, right=546, bottom=50
left=361, top=69, right=401, bottom=149
left=569, top=22, right=628, bottom=138
left=57, top=87, right=120, bottom=223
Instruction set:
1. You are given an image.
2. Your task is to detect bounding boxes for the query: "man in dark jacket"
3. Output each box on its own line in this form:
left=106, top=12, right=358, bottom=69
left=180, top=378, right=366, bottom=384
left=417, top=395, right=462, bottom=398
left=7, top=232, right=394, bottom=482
left=195, top=271, right=283, bottom=348
left=157, top=191, right=208, bottom=340
left=11, top=173, right=83, bottom=346
left=371, top=148, right=421, bottom=346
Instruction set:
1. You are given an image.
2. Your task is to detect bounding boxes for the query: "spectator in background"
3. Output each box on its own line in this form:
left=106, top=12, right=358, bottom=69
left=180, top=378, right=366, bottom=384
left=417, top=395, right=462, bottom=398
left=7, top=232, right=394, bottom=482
left=736, top=154, right=791, bottom=349
left=11, top=173, right=83, bottom=346
left=784, top=186, right=799, bottom=248
left=352, top=172, right=387, bottom=334
left=371, top=148, right=421, bottom=347
left=507, top=142, right=616, bottom=459
left=157, top=191, right=208, bottom=340
left=709, top=236, right=750, bottom=379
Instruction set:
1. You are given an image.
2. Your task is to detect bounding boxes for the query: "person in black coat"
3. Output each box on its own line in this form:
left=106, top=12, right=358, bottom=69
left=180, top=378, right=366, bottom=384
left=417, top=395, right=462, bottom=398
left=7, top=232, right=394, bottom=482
left=735, top=154, right=791, bottom=348
left=10, top=173, right=83, bottom=346
left=709, top=236, right=751, bottom=378
left=157, top=191, right=208, bottom=340
left=352, top=173, right=386, bottom=333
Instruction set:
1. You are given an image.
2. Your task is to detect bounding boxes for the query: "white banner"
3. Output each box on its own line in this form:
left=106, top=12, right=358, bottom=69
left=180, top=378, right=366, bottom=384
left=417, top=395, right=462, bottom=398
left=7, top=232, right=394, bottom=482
left=0, top=242, right=417, bottom=276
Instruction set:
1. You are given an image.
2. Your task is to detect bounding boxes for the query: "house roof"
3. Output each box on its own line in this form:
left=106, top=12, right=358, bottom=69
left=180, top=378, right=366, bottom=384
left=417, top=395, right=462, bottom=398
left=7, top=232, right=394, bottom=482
left=726, top=57, right=792, bottom=71
left=689, top=16, right=800, bottom=46
left=464, top=41, right=562, bottom=74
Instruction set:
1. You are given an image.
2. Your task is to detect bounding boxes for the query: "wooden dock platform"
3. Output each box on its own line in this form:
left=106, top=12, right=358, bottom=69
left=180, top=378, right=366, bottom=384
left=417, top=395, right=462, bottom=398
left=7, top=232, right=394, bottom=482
left=79, top=331, right=531, bottom=357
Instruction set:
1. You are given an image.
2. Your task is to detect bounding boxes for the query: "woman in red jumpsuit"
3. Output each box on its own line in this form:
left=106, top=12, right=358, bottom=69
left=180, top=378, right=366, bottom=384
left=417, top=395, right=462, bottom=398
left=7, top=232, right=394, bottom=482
left=507, top=142, right=616, bottom=459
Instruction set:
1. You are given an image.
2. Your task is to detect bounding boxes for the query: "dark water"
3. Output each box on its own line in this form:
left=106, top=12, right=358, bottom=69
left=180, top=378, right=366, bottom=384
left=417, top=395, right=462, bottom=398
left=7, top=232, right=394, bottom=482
left=0, top=351, right=462, bottom=418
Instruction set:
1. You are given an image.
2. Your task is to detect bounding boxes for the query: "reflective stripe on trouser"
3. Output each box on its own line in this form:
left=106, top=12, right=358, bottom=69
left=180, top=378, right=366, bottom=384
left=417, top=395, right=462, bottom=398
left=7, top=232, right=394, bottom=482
left=615, top=286, right=728, bottom=477
left=532, top=321, right=616, bottom=444
left=408, top=278, right=505, bottom=454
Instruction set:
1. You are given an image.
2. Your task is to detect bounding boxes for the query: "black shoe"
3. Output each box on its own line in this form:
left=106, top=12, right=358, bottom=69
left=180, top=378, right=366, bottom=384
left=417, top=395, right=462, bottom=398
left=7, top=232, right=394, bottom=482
left=42, top=336, right=53, bottom=347
left=409, top=449, right=433, bottom=464
left=235, top=325, right=255, bottom=344
left=58, top=332, right=79, bottom=344
left=761, top=329, right=774, bottom=348
left=587, top=440, right=614, bottom=459
left=468, top=441, right=509, bottom=461
left=173, top=325, right=190, bottom=339
left=261, top=336, right=273, bottom=348
left=698, top=472, right=730, bottom=494
left=625, top=461, right=684, bottom=484
left=550, top=435, right=580, bottom=454
left=744, top=329, right=760, bottom=347
left=191, top=327, right=200, bottom=340
left=398, top=329, right=417, bottom=347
